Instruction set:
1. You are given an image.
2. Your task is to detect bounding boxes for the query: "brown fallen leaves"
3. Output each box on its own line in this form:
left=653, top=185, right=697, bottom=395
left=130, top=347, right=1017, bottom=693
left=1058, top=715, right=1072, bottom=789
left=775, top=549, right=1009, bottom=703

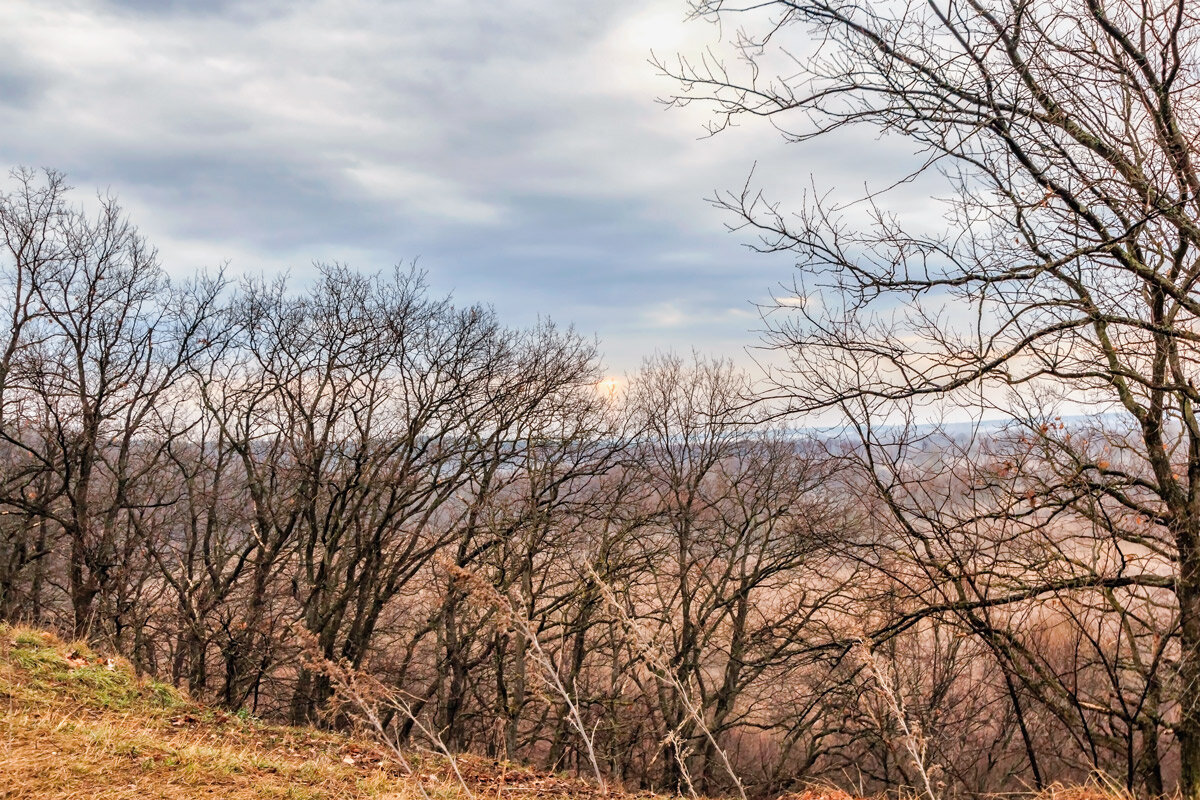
left=414, top=753, right=662, bottom=800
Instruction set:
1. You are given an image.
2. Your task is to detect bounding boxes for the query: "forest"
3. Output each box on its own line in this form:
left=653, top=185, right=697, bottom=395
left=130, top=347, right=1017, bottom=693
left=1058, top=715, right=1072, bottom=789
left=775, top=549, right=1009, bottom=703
left=4, top=1, right=1200, bottom=800
left=0, top=165, right=1181, bottom=800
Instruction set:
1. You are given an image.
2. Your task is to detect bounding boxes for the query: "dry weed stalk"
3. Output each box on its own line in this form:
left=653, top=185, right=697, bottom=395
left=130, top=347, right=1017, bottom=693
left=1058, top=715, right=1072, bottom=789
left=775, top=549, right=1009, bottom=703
left=663, top=729, right=699, bottom=799
left=297, top=631, right=473, bottom=800
left=852, top=639, right=939, bottom=800
left=585, top=564, right=749, bottom=800
left=446, top=560, right=609, bottom=794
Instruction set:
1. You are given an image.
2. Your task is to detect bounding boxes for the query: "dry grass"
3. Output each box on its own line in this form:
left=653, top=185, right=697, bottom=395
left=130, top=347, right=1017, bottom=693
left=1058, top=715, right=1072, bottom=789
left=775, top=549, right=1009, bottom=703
left=0, top=625, right=675, bottom=800
left=0, top=626, right=1144, bottom=800
left=0, top=625, right=442, bottom=799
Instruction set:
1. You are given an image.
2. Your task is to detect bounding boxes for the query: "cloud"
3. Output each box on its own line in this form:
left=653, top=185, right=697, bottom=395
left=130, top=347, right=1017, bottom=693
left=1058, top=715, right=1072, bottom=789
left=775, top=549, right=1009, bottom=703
left=0, top=0, right=933, bottom=374
left=645, top=302, right=686, bottom=328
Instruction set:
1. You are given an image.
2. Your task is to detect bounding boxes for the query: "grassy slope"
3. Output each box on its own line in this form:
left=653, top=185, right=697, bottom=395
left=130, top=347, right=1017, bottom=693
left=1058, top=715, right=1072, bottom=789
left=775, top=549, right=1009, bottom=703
left=0, top=627, right=1125, bottom=800
left=0, top=626, right=619, bottom=800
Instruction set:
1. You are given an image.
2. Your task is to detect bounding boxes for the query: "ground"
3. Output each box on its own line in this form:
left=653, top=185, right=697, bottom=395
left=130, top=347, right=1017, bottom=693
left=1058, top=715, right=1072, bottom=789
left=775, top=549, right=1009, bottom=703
left=0, top=625, right=638, bottom=800
left=0, top=627, right=1130, bottom=800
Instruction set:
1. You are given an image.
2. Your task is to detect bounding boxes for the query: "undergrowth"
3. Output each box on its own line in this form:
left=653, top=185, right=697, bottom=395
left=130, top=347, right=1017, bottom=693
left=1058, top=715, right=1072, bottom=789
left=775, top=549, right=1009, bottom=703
left=0, top=625, right=1146, bottom=800
left=0, top=624, right=421, bottom=799
left=0, top=624, right=657, bottom=800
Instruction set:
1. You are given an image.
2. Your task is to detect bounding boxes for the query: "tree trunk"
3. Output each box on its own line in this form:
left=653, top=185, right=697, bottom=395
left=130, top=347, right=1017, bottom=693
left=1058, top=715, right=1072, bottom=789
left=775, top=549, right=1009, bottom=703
left=1177, top=528, right=1200, bottom=800
left=441, top=586, right=469, bottom=750
left=69, top=524, right=98, bottom=640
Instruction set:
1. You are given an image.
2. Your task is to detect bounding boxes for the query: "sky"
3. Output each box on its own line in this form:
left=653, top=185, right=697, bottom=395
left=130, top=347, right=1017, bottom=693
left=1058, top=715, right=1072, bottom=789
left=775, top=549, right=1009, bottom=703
left=0, top=0, right=932, bottom=378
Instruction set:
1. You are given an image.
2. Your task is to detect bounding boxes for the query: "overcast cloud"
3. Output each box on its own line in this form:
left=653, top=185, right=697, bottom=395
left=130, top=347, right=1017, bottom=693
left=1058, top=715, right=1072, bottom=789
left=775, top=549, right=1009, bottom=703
left=0, top=0, right=931, bottom=375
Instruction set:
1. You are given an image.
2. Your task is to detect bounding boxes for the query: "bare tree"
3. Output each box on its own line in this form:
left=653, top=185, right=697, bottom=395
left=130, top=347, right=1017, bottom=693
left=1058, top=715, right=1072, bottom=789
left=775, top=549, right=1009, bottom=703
left=0, top=168, right=224, bottom=639
left=664, top=0, right=1200, bottom=794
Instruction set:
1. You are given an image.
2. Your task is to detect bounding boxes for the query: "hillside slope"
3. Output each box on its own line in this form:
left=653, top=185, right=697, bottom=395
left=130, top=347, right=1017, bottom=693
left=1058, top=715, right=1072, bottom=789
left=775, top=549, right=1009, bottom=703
left=0, top=627, right=1135, bottom=800
left=0, top=626, right=622, bottom=800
